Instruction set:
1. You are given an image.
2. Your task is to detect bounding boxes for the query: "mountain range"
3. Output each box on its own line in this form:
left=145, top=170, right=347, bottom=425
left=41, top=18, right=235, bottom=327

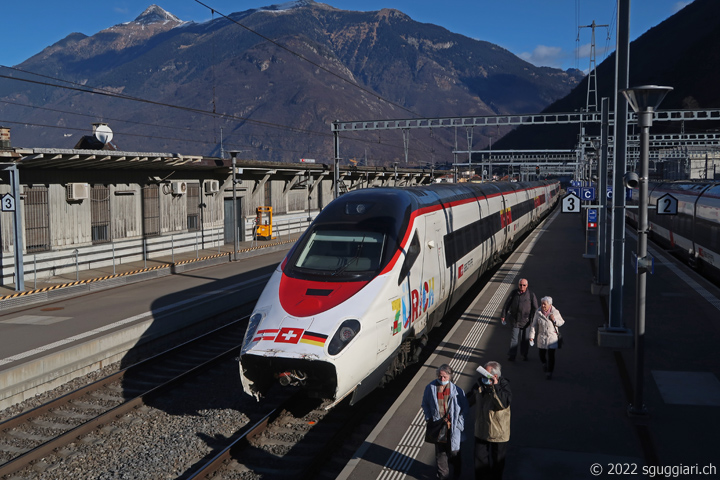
left=0, top=1, right=583, bottom=164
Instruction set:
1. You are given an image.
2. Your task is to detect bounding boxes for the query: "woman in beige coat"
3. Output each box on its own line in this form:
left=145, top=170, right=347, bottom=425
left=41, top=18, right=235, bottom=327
left=528, top=296, right=564, bottom=380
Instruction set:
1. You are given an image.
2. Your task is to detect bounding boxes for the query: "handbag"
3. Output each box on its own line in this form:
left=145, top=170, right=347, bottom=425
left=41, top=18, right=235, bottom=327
left=552, top=320, right=563, bottom=349
left=425, top=417, right=449, bottom=444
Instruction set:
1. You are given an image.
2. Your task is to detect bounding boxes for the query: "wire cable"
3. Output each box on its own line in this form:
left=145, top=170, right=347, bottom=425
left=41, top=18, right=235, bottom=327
left=0, top=67, right=329, bottom=137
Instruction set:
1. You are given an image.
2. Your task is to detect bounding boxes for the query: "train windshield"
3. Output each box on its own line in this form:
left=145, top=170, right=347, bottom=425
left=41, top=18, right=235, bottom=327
left=292, top=230, right=386, bottom=277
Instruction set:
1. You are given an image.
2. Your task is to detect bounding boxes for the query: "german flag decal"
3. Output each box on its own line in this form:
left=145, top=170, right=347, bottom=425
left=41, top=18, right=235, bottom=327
left=300, top=331, right=328, bottom=347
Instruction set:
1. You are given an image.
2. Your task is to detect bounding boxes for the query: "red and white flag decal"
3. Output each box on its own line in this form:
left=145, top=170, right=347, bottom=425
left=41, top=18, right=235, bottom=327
left=253, top=329, right=279, bottom=342
left=274, top=327, right=304, bottom=344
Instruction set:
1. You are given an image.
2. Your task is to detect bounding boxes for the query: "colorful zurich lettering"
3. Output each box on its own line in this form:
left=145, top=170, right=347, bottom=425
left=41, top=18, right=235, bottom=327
left=392, top=277, right=435, bottom=335
left=500, top=208, right=513, bottom=228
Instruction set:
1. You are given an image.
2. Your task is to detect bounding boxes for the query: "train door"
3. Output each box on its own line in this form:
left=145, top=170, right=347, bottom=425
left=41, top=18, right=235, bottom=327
left=399, top=218, right=427, bottom=336
left=474, top=197, right=489, bottom=276
left=500, top=194, right=510, bottom=252
left=421, top=212, right=444, bottom=331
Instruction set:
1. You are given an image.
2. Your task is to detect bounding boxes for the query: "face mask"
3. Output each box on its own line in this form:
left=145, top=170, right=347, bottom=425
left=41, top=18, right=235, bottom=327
left=482, top=377, right=492, bottom=385
left=440, top=380, right=450, bottom=386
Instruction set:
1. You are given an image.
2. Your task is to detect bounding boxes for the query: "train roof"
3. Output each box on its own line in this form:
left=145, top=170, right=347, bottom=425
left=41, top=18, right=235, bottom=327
left=312, top=180, right=557, bottom=234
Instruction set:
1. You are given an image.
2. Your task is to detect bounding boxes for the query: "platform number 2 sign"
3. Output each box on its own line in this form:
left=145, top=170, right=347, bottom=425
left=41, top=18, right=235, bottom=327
left=656, top=194, right=678, bottom=215
left=1, top=194, right=15, bottom=212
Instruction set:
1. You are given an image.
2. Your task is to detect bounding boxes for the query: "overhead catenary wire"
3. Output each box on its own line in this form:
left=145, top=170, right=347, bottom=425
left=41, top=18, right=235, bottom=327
left=1, top=98, right=335, bottom=146
left=0, top=0, right=447, bottom=162
left=0, top=117, right=336, bottom=157
left=0, top=89, right=432, bottom=158
left=0, top=64, right=436, bottom=158
left=604, top=0, right=618, bottom=63
left=0, top=68, right=328, bottom=137
left=1, top=66, right=434, bottom=157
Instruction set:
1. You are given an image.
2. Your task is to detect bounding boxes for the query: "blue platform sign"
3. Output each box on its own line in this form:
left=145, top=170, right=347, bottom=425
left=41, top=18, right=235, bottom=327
left=604, top=187, right=634, bottom=201
left=581, top=187, right=596, bottom=201
left=587, top=208, right=598, bottom=223
left=568, top=187, right=580, bottom=197
left=570, top=180, right=580, bottom=187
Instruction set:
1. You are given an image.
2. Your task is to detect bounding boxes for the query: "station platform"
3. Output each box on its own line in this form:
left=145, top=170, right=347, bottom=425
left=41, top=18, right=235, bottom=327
left=1, top=206, right=718, bottom=478
left=0, top=235, right=299, bottom=311
left=0, top=235, right=297, bottom=410
left=339, top=209, right=720, bottom=479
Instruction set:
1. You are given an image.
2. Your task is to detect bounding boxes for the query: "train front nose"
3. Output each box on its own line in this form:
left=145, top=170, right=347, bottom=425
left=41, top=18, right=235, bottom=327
left=239, top=353, right=338, bottom=399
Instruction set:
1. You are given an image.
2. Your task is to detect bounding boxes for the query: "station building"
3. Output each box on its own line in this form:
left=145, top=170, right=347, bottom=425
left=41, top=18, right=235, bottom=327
left=0, top=126, right=435, bottom=289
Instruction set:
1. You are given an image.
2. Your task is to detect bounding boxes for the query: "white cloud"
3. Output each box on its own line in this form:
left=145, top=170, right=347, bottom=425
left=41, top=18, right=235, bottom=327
left=519, top=45, right=565, bottom=68
left=576, top=42, right=613, bottom=69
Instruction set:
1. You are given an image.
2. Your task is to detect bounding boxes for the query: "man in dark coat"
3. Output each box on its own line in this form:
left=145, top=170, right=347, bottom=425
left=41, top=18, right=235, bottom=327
left=501, top=278, right=538, bottom=361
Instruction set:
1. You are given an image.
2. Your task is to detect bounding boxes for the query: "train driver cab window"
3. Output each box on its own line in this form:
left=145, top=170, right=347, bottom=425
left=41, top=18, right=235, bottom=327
left=398, top=231, right=421, bottom=285
left=294, top=230, right=386, bottom=275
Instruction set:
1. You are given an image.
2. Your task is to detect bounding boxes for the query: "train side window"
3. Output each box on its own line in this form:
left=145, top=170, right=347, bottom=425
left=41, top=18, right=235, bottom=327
left=398, top=231, right=421, bottom=285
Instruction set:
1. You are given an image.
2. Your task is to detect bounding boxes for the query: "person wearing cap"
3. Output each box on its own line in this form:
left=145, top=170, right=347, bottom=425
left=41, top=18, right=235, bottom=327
left=500, top=278, right=538, bottom=361
left=422, top=364, right=468, bottom=480
left=467, top=361, right=511, bottom=480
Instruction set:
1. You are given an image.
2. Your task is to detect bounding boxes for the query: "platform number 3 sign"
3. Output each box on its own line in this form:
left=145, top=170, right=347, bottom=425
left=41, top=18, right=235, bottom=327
left=1, top=194, right=15, bottom=212
left=561, top=193, right=581, bottom=213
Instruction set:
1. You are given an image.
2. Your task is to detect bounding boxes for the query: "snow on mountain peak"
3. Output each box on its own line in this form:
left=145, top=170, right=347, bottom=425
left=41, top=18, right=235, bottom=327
left=259, top=1, right=320, bottom=13
left=134, top=5, right=182, bottom=25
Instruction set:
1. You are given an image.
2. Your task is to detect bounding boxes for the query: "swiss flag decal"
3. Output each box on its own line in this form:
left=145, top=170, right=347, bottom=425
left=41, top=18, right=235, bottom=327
left=274, top=327, right=304, bottom=344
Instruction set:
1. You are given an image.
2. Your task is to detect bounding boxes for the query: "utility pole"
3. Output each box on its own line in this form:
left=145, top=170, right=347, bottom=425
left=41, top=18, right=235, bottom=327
left=333, top=121, right=340, bottom=199
left=578, top=20, right=610, bottom=112
left=228, top=150, right=246, bottom=261
left=603, top=0, right=633, bottom=345
left=220, top=127, right=225, bottom=159
left=402, top=129, right=410, bottom=164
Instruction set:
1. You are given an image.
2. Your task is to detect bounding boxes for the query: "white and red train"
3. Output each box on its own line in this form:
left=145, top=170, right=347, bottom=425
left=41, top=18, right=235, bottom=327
left=239, top=180, right=560, bottom=407
left=627, top=181, right=720, bottom=280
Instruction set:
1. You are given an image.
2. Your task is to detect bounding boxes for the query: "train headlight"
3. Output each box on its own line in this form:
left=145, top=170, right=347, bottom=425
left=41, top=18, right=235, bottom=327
left=243, top=310, right=267, bottom=350
left=328, top=319, right=361, bottom=356
left=345, top=202, right=374, bottom=215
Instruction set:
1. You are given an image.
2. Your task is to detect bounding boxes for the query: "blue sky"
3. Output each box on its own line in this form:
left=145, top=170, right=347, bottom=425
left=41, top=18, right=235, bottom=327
left=2, top=0, right=693, bottom=70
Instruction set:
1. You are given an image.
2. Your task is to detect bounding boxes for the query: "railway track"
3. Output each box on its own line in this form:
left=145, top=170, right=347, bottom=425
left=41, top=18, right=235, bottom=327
left=185, top=275, right=496, bottom=479
left=0, top=312, right=254, bottom=478
left=185, top=389, right=386, bottom=480
left=0, top=228, right=523, bottom=478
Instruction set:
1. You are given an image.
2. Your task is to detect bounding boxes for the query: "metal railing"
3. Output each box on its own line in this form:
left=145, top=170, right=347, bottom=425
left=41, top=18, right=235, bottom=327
left=6, top=214, right=313, bottom=289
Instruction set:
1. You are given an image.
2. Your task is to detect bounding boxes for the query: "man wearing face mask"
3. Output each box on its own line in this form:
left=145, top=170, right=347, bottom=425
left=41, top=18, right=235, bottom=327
left=466, top=361, right=511, bottom=480
left=422, top=364, right=467, bottom=479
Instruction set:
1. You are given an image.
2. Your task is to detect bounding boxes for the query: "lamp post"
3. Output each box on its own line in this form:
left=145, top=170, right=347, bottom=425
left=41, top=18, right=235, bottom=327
left=620, top=85, right=673, bottom=416
left=306, top=168, right=312, bottom=222
left=228, top=150, right=241, bottom=261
